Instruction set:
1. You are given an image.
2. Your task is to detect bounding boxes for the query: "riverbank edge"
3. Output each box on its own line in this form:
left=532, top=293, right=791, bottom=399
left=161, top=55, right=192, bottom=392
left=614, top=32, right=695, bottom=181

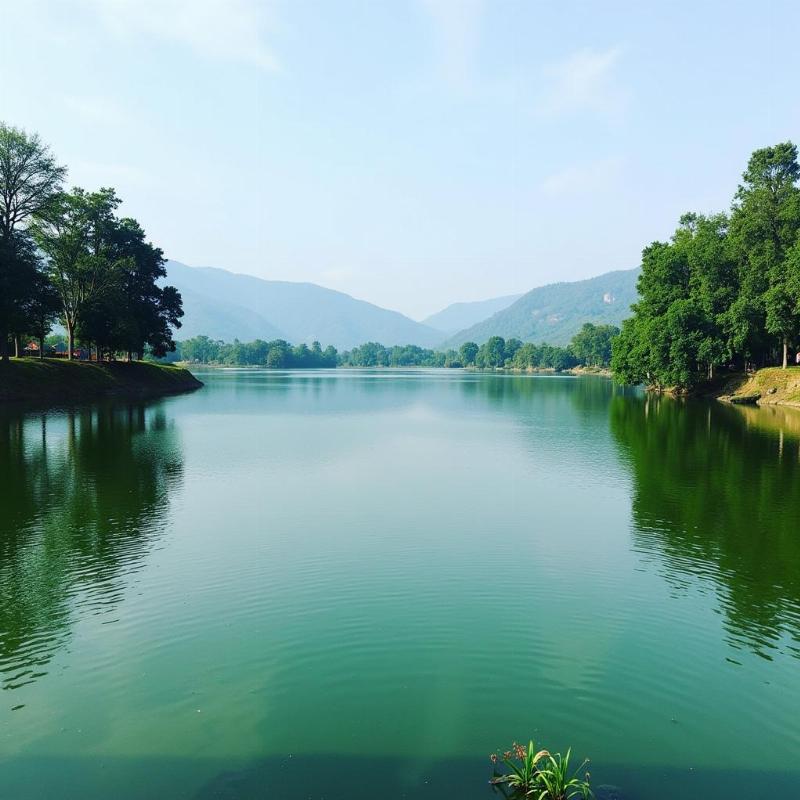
left=644, top=367, right=800, bottom=408
left=0, top=359, right=203, bottom=407
left=172, top=362, right=612, bottom=377
left=714, top=367, right=800, bottom=408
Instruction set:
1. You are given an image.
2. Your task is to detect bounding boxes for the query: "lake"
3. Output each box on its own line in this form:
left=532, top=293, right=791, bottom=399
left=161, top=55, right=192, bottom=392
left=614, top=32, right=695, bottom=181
left=1, top=369, right=799, bottom=799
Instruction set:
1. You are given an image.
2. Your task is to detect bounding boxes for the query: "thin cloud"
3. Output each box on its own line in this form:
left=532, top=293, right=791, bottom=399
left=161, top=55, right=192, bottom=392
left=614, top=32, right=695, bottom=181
left=83, top=0, right=280, bottom=71
left=537, top=46, right=627, bottom=119
left=540, top=157, right=624, bottom=196
left=419, top=0, right=486, bottom=91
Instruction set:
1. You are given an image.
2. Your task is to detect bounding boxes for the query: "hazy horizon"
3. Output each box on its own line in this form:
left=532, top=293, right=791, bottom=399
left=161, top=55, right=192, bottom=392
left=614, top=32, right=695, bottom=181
left=166, top=256, right=637, bottom=323
left=4, top=0, right=799, bottom=317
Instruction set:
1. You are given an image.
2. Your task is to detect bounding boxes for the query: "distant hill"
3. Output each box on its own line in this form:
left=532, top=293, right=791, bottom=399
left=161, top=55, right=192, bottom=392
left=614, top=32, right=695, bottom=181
left=165, top=261, right=442, bottom=350
left=443, top=268, right=640, bottom=347
left=422, top=293, right=523, bottom=335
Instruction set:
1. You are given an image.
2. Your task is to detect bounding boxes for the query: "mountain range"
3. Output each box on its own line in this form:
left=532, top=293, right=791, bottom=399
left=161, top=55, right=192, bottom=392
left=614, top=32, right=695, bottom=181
left=421, top=293, right=523, bottom=334
left=165, top=261, right=441, bottom=350
left=165, top=261, right=640, bottom=350
left=441, top=269, right=640, bottom=347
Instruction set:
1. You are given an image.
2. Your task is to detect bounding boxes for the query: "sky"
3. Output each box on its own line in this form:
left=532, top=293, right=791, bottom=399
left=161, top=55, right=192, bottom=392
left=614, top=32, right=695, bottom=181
left=3, top=0, right=800, bottom=320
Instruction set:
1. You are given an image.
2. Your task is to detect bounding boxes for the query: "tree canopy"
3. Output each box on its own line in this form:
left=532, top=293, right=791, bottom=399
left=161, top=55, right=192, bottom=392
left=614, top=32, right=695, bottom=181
left=613, top=142, right=800, bottom=388
left=0, top=123, right=183, bottom=361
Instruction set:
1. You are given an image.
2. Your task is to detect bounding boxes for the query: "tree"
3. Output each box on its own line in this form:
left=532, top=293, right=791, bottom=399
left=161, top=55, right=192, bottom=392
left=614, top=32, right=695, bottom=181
left=570, top=323, right=620, bottom=367
left=32, top=188, right=123, bottom=359
left=503, top=338, right=522, bottom=364
left=477, top=336, right=506, bottom=368
left=0, top=123, right=65, bottom=360
left=459, top=341, right=478, bottom=366
left=23, top=269, right=61, bottom=358
left=0, top=232, right=42, bottom=354
left=107, top=217, right=183, bottom=359
left=764, top=284, right=800, bottom=369
left=730, top=142, right=800, bottom=368
left=615, top=142, right=800, bottom=388
left=266, top=340, right=290, bottom=367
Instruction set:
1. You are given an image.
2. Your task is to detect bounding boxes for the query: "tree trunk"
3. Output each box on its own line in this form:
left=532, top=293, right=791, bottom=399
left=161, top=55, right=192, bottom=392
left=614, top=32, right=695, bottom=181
left=0, top=327, right=8, bottom=362
left=67, top=322, right=74, bottom=361
left=783, top=338, right=788, bottom=369
left=14, top=336, right=19, bottom=358
left=39, top=336, right=44, bottom=360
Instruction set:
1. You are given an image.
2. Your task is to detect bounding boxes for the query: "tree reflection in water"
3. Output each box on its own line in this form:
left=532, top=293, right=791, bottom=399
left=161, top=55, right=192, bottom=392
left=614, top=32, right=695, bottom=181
left=610, top=393, right=800, bottom=661
left=0, top=402, right=183, bottom=692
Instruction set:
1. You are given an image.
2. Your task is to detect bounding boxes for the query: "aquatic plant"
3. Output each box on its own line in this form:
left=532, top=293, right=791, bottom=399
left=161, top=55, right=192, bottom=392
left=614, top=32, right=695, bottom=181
left=489, top=740, right=592, bottom=799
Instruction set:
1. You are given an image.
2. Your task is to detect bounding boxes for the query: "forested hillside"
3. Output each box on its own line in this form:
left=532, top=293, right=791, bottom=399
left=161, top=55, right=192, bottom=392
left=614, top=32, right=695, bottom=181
left=443, top=269, right=638, bottom=347
left=165, top=261, right=442, bottom=350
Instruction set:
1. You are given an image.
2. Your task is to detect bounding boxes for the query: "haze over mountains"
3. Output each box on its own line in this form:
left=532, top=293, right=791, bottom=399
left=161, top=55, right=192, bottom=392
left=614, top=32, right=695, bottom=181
left=442, top=269, right=640, bottom=347
left=421, top=293, right=523, bottom=335
left=165, top=261, right=639, bottom=350
left=165, top=261, right=441, bottom=350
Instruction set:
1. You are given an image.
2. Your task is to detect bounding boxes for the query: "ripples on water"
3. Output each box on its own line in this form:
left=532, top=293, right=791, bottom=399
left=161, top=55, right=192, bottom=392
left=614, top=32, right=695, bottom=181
left=0, top=404, right=182, bottom=694
left=0, top=372, right=799, bottom=800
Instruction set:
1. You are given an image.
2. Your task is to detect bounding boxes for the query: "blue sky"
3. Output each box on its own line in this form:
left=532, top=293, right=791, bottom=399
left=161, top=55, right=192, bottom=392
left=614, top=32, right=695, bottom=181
left=4, top=0, right=799, bottom=318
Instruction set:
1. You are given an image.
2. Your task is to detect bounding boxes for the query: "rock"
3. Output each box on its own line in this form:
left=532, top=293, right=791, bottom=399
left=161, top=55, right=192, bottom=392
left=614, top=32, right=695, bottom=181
left=728, top=393, right=761, bottom=405
left=767, top=387, right=777, bottom=394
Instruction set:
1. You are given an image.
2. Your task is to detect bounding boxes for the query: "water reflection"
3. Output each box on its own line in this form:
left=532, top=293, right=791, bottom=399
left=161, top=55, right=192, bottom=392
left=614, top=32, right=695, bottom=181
left=610, top=394, right=800, bottom=660
left=0, top=403, right=183, bottom=694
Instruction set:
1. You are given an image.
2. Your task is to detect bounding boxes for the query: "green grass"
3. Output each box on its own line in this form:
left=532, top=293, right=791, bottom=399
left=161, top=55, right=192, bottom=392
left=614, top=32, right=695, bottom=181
left=0, top=358, right=202, bottom=405
left=726, top=366, right=800, bottom=406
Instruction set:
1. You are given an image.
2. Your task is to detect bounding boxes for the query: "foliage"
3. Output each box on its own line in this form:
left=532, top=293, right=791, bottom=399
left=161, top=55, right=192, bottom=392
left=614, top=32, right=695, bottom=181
left=490, top=740, right=592, bottom=799
left=0, top=122, right=66, bottom=360
left=570, top=323, right=619, bottom=367
left=443, top=268, right=639, bottom=349
left=614, top=142, right=800, bottom=388
left=459, top=341, right=479, bottom=366
left=609, top=391, right=800, bottom=655
left=339, top=342, right=458, bottom=367
left=0, top=123, right=183, bottom=361
left=469, top=335, right=580, bottom=371
left=171, top=336, right=338, bottom=368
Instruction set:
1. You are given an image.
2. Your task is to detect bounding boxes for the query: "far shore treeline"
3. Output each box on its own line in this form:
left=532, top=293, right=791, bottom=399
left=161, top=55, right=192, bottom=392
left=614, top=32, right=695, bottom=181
left=161, top=323, right=618, bottom=370
left=613, top=142, right=800, bottom=390
left=0, top=123, right=183, bottom=363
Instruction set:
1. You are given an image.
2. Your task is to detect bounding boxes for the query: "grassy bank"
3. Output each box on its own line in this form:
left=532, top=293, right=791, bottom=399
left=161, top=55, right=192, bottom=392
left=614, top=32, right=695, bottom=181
left=717, top=367, right=800, bottom=407
left=0, top=358, right=202, bottom=406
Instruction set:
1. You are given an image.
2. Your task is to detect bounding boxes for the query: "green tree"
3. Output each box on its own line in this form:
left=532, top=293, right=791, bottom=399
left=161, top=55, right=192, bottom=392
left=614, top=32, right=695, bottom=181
left=109, top=217, right=183, bottom=359
left=570, top=323, right=620, bottom=367
left=503, top=337, right=522, bottom=364
left=459, top=341, right=478, bottom=366
left=730, top=142, right=800, bottom=368
left=477, top=336, right=506, bottom=368
left=32, top=188, right=123, bottom=359
left=23, top=268, right=62, bottom=358
left=0, top=123, right=65, bottom=360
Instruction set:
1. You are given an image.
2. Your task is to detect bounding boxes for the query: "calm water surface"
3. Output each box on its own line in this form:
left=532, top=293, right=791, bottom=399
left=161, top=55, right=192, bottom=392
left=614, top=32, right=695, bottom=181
left=1, top=370, right=799, bottom=799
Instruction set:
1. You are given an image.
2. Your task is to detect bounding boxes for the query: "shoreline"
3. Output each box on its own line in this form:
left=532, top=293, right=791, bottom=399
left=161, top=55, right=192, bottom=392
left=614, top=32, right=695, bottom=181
left=643, top=367, right=800, bottom=409
left=0, top=359, right=203, bottom=408
left=715, top=367, right=800, bottom=409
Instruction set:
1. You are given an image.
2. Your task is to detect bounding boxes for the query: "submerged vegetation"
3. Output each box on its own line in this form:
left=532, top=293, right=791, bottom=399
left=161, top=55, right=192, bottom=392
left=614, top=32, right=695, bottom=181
left=613, top=142, right=800, bottom=391
left=489, top=741, right=592, bottom=799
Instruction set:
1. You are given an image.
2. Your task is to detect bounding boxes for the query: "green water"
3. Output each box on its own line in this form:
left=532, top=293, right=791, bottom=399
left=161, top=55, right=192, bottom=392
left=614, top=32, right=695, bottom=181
left=1, top=370, right=798, bottom=799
